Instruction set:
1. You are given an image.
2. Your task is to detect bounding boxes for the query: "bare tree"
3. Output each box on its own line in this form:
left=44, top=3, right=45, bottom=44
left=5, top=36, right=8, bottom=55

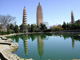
left=0, top=15, right=16, bottom=27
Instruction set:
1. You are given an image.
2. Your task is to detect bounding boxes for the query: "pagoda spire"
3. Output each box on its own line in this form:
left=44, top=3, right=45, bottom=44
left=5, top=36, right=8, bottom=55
left=39, top=2, right=40, bottom=5
left=24, top=6, right=26, bottom=8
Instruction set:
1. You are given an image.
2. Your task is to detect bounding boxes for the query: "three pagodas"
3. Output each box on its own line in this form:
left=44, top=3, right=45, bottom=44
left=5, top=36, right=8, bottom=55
left=23, top=3, right=43, bottom=26
left=23, top=3, right=75, bottom=26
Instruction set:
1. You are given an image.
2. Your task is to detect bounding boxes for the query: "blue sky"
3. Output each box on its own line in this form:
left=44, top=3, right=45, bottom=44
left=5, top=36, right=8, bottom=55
left=0, top=0, right=80, bottom=26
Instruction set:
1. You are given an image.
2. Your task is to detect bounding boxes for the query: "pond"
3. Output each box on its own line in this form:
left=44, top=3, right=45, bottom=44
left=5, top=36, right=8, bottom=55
left=8, top=33, right=80, bottom=60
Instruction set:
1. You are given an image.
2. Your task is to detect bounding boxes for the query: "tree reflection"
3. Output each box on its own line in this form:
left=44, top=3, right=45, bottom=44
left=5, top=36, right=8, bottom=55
left=14, top=35, right=19, bottom=42
left=28, top=34, right=48, bottom=41
left=31, top=34, right=36, bottom=41
left=53, top=33, right=80, bottom=48
left=37, top=36, right=44, bottom=57
left=7, top=35, right=15, bottom=41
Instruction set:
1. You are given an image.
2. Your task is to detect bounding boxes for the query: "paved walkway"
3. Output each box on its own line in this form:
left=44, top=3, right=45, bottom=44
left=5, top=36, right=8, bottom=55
left=0, top=45, right=10, bottom=52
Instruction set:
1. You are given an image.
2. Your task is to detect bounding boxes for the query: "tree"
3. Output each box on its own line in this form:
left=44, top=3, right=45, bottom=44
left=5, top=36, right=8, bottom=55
left=62, top=22, right=67, bottom=29
left=20, top=24, right=23, bottom=31
left=14, top=25, right=19, bottom=33
left=0, top=15, right=15, bottom=27
left=31, top=24, right=34, bottom=32
left=40, top=24, right=47, bottom=31
left=7, top=27, right=11, bottom=34
left=27, top=24, right=31, bottom=32
left=10, top=24, right=14, bottom=30
left=27, top=24, right=40, bottom=32
left=75, top=20, right=80, bottom=26
left=20, top=24, right=27, bottom=32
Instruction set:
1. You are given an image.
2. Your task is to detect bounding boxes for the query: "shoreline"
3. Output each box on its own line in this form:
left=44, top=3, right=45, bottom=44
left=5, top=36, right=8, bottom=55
left=28, top=32, right=80, bottom=34
left=0, top=32, right=80, bottom=36
left=0, top=33, right=33, bottom=60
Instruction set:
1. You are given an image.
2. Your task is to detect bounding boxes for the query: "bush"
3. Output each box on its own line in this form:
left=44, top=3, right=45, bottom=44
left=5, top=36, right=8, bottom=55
left=0, top=31, right=7, bottom=35
left=50, top=25, right=63, bottom=31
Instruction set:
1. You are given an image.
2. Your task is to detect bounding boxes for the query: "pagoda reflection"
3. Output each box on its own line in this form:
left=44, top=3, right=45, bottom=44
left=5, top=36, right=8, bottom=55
left=72, top=38, right=75, bottom=48
left=20, top=34, right=28, bottom=56
left=37, top=36, right=44, bottom=57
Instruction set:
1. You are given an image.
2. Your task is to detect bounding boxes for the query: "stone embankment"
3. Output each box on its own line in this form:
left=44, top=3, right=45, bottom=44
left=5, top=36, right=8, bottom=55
left=0, top=33, right=33, bottom=60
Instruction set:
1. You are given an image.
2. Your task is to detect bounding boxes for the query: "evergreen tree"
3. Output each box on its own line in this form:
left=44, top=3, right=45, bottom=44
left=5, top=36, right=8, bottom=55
left=31, top=24, right=34, bottom=32
left=20, top=24, right=27, bottom=32
left=62, top=22, right=67, bottom=29
left=10, top=24, right=14, bottom=30
left=40, top=24, right=47, bottom=31
left=14, top=25, right=19, bottom=33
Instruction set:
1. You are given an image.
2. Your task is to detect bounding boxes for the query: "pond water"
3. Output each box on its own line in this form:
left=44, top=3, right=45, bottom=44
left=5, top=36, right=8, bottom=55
left=8, top=33, right=80, bottom=60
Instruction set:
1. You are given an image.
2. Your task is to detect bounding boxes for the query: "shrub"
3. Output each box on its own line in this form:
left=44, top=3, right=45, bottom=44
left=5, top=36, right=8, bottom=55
left=50, top=25, right=63, bottom=31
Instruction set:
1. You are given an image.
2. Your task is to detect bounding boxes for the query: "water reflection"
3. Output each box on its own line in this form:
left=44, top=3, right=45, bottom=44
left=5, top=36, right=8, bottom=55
left=8, top=33, right=80, bottom=53
left=19, top=35, right=28, bottom=56
left=15, top=35, right=19, bottom=42
left=37, top=36, right=44, bottom=57
left=53, top=33, right=80, bottom=41
left=72, top=38, right=75, bottom=48
left=23, top=35, right=28, bottom=56
left=7, top=33, right=80, bottom=59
